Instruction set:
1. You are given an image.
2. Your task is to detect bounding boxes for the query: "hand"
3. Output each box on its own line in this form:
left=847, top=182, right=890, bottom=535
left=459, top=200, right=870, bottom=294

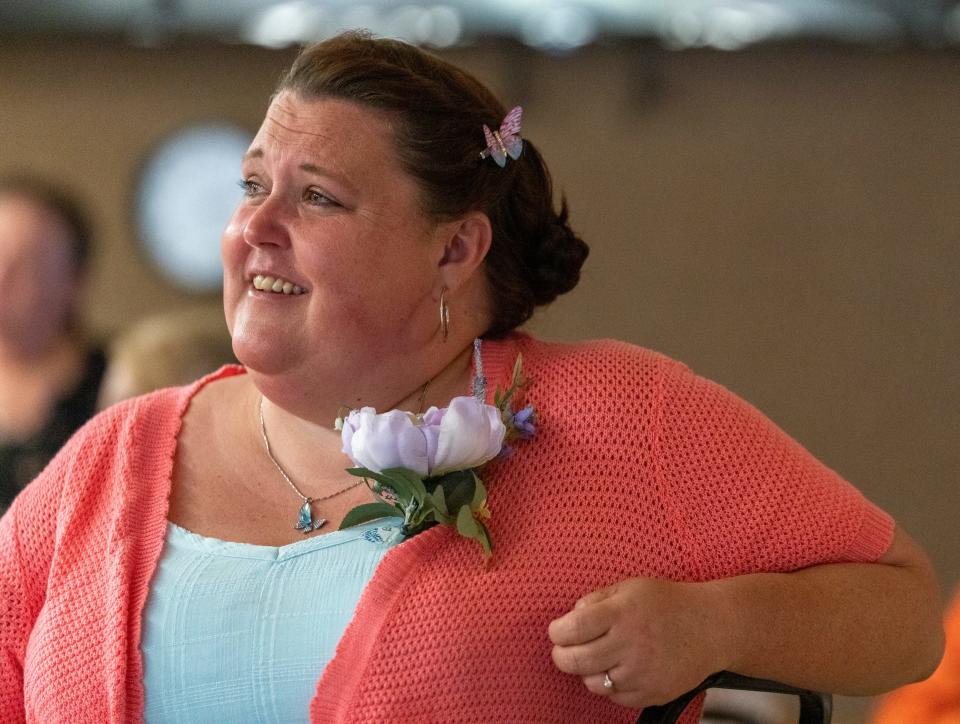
left=548, top=577, right=731, bottom=709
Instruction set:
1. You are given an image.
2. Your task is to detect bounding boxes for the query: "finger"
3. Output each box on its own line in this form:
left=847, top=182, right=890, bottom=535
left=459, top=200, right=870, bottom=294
left=582, top=672, right=614, bottom=697
left=550, top=635, right=618, bottom=676
left=548, top=602, right=612, bottom=646
left=574, top=584, right=617, bottom=609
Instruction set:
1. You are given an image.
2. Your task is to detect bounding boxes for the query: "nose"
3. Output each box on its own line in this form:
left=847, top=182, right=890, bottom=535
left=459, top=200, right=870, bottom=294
left=241, top=192, right=291, bottom=250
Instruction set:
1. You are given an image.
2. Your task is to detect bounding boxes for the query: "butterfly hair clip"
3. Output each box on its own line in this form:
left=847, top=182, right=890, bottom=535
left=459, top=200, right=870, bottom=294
left=479, top=106, right=523, bottom=167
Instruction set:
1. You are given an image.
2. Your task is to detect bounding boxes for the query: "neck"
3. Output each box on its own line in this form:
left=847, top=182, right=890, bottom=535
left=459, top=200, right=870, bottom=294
left=383, top=341, right=476, bottom=414
left=251, top=338, right=478, bottom=478
left=250, top=334, right=478, bottom=426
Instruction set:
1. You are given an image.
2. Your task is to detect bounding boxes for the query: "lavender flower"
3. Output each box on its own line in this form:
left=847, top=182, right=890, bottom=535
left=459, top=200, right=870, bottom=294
left=509, top=404, right=537, bottom=439
left=341, top=396, right=506, bottom=476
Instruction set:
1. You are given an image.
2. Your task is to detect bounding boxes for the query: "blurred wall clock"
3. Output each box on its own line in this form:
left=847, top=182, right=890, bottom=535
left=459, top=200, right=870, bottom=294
left=134, top=122, right=252, bottom=292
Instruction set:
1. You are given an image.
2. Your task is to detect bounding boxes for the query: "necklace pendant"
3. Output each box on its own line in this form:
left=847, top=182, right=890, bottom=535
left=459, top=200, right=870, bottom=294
left=295, top=500, right=326, bottom=533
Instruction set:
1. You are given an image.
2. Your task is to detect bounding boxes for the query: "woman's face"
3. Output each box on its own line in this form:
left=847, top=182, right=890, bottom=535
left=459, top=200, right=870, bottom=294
left=222, top=92, right=450, bottom=401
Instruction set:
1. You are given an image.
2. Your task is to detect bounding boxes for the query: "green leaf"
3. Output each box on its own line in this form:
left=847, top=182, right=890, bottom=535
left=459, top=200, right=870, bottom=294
left=470, top=473, right=488, bottom=509
left=345, top=467, right=397, bottom=486
left=346, top=467, right=422, bottom=501
left=400, top=519, right=438, bottom=538
left=453, top=505, right=493, bottom=558
left=433, top=470, right=475, bottom=512
left=339, top=502, right=400, bottom=530
left=497, top=384, right=512, bottom=409
left=345, top=467, right=378, bottom=479
left=494, top=353, right=528, bottom=416
left=429, top=484, right=449, bottom=518
left=474, top=517, right=493, bottom=558
left=382, top=467, right=428, bottom=502
left=512, top=352, right=524, bottom=387
left=456, top=504, right=480, bottom=540
left=375, top=473, right=417, bottom=502
left=407, top=497, right=438, bottom=528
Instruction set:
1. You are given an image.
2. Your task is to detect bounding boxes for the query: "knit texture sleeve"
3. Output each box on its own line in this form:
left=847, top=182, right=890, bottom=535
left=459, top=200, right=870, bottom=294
left=0, top=390, right=177, bottom=722
left=656, top=359, right=894, bottom=580
left=0, top=413, right=92, bottom=722
left=0, top=500, right=30, bottom=721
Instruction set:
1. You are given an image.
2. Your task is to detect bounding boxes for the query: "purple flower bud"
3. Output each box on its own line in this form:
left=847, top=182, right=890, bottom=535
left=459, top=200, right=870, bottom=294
left=510, top=404, right=536, bottom=439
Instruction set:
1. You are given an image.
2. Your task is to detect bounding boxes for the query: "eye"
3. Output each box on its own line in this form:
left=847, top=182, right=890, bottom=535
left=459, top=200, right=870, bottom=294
left=237, top=178, right=265, bottom=198
left=304, top=187, right=339, bottom=208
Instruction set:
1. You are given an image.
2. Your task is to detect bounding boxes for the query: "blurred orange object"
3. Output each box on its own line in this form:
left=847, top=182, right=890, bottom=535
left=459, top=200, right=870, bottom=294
left=873, top=590, right=960, bottom=724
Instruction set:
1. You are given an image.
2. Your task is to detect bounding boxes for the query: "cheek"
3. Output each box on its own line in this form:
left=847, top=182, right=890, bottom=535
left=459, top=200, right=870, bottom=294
left=25, top=263, right=72, bottom=312
left=221, top=213, right=250, bottom=274
left=220, top=212, right=248, bottom=266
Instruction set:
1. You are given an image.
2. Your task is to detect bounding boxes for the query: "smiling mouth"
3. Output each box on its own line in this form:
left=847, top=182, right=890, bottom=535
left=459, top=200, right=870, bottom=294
left=252, top=275, right=306, bottom=296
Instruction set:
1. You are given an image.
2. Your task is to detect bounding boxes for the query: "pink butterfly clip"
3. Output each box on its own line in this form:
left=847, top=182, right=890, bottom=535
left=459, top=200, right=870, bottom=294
left=479, top=106, right=523, bottom=167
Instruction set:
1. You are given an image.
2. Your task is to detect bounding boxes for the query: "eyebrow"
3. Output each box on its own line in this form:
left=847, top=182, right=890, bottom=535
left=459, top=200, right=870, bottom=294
left=242, top=148, right=358, bottom=196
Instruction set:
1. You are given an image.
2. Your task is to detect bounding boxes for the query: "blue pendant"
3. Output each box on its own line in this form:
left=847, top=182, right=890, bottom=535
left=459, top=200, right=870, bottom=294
left=294, top=499, right=326, bottom=533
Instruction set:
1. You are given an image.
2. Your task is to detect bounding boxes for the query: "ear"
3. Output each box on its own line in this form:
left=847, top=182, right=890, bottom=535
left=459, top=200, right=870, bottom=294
left=435, top=211, right=492, bottom=293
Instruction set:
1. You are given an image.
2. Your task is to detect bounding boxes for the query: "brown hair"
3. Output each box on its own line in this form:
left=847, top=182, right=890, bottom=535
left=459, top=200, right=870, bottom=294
left=278, top=32, right=589, bottom=338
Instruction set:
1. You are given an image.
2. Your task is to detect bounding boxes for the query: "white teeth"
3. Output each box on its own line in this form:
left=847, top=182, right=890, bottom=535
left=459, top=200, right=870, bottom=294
left=252, top=274, right=305, bottom=295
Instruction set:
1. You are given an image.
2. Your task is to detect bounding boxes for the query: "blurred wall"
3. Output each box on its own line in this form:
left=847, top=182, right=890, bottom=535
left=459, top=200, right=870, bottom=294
left=2, top=33, right=957, bottom=602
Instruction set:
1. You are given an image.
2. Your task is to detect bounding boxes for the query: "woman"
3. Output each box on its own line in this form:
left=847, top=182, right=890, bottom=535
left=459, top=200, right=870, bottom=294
left=0, top=32, right=943, bottom=723
left=0, top=176, right=105, bottom=510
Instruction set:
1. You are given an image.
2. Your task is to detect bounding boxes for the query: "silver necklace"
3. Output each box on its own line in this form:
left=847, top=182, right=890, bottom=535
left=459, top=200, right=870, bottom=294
left=258, top=396, right=364, bottom=534
left=258, top=339, right=484, bottom=534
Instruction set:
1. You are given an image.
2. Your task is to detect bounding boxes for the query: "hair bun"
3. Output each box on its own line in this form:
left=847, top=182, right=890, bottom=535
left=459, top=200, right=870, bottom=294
left=482, top=142, right=591, bottom=337
left=527, top=200, right=590, bottom=306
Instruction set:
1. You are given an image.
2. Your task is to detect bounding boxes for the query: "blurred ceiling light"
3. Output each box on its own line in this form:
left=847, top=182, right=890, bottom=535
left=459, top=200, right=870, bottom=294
left=419, top=6, right=463, bottom=47
left=249, top=3, right=463, bottom=48
left=522, top=5, right=597, bottom=50
left=0, top=0, right=948, bottom=50
left=242, top=1, right=326, bottom=49
left=664, top=1, right=799, bottom=50
left=387, top=5, right=431, bottom=42
left=335, top=5, right=386, bottom=37
left=387, top=4, right=463, bottom=47
left=666, top=9, right=705, bottom=48
left=947, top=4, right=960, bottom=42
left=702, top=6, right=769, bottom=50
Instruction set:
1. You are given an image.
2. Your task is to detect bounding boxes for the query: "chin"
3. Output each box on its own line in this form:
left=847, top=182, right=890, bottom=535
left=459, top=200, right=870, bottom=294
left=230, top=321, right=301, bottom=377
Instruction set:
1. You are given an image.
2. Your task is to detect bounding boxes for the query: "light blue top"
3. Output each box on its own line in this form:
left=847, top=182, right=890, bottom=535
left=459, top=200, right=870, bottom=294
left=141, top=517, right=405, bottom=723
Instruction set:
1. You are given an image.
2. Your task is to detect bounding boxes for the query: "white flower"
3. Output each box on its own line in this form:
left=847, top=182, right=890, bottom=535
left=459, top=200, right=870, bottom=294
left=341, top=395, right=506, bottom=476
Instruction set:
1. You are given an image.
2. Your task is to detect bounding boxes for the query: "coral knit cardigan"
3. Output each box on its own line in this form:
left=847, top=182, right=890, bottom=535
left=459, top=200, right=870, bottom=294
left=0, top=334, right=893, bottom=723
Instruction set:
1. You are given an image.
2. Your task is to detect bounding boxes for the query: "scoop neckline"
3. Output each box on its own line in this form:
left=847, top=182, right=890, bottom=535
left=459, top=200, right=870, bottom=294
left=164, top=516, right=405, bottom=562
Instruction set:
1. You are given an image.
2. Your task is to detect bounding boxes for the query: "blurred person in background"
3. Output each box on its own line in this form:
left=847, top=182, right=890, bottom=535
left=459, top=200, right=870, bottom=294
left=97, top=307, right=236, bottom=410
left=0, top=176, right=105, bottom=510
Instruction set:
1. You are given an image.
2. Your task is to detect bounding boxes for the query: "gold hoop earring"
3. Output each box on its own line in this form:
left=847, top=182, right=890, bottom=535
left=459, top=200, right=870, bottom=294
left=439, top=287, right=450, bottom=342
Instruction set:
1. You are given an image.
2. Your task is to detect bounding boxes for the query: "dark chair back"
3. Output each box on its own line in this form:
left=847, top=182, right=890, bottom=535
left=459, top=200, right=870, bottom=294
left=636, top=671, right=832, bottom=724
